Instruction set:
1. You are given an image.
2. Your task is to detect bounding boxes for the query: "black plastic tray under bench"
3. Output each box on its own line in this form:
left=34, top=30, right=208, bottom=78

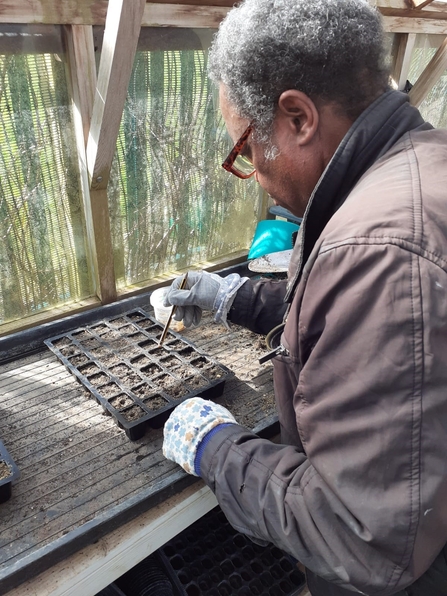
left=0, top=440, right=20, bottom=504
left=44, top=309, right=233, bottom=441
left=155, top=506, right=306, bottom=596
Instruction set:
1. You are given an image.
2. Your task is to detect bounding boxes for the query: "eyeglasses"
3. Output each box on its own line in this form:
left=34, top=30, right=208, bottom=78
left=222, top=124, right=256, bottom=179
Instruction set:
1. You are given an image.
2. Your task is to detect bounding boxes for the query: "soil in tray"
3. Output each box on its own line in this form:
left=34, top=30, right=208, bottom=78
left=109, top=316, right=129, bottom=327
left=59, top=344, right=79, bottom=358
left=68, top=353, right=90, bottom=367
left=128, top=332, right=149, bottom=343
left=51, top=337, right=72, bottom=348
left=120, top=324, right=137, bottom=336
left=71, top=330, right=92, bottom=340
left=177, top=346, right=195, bottom=360
left=121, top=404, right=146, bottom=421
left=88, top=346, right=112, bottom=359
left=131, top=383, right=161, bottom=399
left=190, top=356, right=210, bottom=369
left=171, top=364, right=194, bottom=379
left=130, top=354, right=152, bottom=368
left=135, top=320, right=159, bottom=331
left=165, top=339, right=186, bottom=350
left=108, top=393, right=134, bottom=410
left=79, top=362, right=101, bottom=376
left=101, top=329, right=124, bottom=340
left=88, top=372, right=110, bottom=387
left=109, top=364, right=141, bottom=385
left=185, top=375, right=209, bottom=390
left=99, top=382, right=121, bottom=397
left=141, top=393, right=168, bottom=410
left=153, top=374, right=190, bottom=399
left=159, top=354, right=181, bottom=368
left=126, top=312, right=147, bottom=322
left=203, top=365, right=225, bottom=381
left=110, top=338, right=133, bottom=351
left=90, top=323, right=108, bottom=334
left=145, top=345, right=165, bottom=357
left=0, top=461, right=12, bottom=481
left=141, top=362, right=163, bottom=376
left=81, top=338, right=102, bottom=350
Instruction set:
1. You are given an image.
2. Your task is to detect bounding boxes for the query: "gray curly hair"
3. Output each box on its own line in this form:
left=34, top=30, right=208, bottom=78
left=208, top=0, right=390, bottom=143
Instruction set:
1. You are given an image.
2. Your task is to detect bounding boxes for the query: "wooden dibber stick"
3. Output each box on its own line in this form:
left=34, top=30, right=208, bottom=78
left=158, top=272, right=188, bottom=346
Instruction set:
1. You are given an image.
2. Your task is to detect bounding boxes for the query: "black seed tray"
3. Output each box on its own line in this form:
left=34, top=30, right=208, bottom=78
left=156, top=506, right=306, bottom=596
left=44, top=309, right=233, bottom=441
left=0, top=440, right=20, bottom=504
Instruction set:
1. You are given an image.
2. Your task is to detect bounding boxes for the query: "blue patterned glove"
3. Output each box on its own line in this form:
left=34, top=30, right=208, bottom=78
left=163, top=397, right=237, bottom=476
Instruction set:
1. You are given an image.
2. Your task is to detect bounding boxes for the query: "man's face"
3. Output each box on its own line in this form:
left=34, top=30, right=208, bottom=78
left=219, top=85, right=318, bottom=218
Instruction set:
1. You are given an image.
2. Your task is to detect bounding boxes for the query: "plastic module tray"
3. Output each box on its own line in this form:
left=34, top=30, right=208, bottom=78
left=156, top=506, right=306, bottom=596
left=45, top=309, right=233, bottom=441
left=0, top=440, right=20, bottom=503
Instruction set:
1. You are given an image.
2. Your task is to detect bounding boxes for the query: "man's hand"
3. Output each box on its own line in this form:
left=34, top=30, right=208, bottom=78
left=163, top=270, right=248, bottom=327
left=163, top=397, right=237, bottom=476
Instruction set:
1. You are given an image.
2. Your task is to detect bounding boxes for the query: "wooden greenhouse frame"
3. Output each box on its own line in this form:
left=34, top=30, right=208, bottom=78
left=0, top=0, right=446, bottom=335
left=0, top=3, right=446, bottom=596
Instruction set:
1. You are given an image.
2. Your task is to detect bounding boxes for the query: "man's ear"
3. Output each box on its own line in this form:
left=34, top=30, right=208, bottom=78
left=277, top=90, right=319, bottom=145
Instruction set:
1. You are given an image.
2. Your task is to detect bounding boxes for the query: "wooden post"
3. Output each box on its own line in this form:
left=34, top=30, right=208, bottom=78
left=63, top=24, right=102, bottom=302
left=408, top=36, right=447, bottom=106
left=84, top=0, right=146, bottom=303
left=391, top=33, right=417, bottom=90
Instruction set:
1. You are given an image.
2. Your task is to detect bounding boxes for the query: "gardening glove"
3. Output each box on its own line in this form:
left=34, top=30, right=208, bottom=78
left=163, top=270, right=249, bottom=328
left=163, top=397, right=237, bottom=476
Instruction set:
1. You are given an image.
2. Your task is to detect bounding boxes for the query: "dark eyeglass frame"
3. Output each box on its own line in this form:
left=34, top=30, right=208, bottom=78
left=222, top=123, right=256, bottom=179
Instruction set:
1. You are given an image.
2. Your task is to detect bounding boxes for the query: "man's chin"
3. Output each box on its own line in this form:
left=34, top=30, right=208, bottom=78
left=271, top=198, right=302, bottom=218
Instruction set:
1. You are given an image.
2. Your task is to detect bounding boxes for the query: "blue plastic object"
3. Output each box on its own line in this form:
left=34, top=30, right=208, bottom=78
left=268, top=205, right=303, bottom=225
left=248, top=219, right=299, bottom=260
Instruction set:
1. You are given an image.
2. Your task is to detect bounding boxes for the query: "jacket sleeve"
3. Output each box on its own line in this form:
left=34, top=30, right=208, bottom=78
left=228, top=277, right=288, bottom=334
left=199, top=241, right=447, bottom=595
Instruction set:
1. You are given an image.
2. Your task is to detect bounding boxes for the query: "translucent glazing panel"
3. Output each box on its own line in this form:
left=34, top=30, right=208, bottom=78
left=110, top=29, right=261, bottom=288
left=409, top=35, right=447, bottom=128
left=0, top=27, right=92, bottom=325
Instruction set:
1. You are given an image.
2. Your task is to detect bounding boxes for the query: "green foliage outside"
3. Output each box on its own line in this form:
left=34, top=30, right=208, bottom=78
left=0, top=42, right=261, bottom=326
left=111, top=48, right=260, bottom=288
left=0, top=53, right=91, bottom=324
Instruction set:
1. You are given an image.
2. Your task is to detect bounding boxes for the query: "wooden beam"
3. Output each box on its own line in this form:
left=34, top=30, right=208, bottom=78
left=0, top=0, right=108, bottom=25
left=87, top=0, right=145, bottom=188
left=0, top=1, right=233, bottom=25
left=406, top=0, right=436, bottom=9
left=382, top=15, right=447, bottom=32
left=143, top=3, right=229, bottom=27
left=374, top=0, right=447, bottom=12
left=2, top=0, right=447, bottom=28
left=391, top=32, right=417, bottom=90
left=408, top=36, right=447, bottom=106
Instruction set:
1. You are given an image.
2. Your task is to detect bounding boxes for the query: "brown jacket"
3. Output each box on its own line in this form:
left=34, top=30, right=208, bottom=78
left=201, top=91, right=447, bottom=595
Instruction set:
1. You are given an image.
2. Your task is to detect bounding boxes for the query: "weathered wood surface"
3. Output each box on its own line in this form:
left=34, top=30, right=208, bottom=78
left=0, top=2, right=231, bottom=26
left=0, top=307, right=276, bottom=594
left=1, top=0, right=447, bottom=29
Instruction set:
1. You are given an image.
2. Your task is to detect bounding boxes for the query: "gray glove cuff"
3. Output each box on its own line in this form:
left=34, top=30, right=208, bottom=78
left=213, top=273, right=249, bottom=328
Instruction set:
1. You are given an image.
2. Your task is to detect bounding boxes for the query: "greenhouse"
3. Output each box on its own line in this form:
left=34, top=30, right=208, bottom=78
left=0, top=0, right=447, bottom=595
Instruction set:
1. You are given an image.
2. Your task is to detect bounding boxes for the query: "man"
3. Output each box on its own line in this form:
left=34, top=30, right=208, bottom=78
left=162, top=0, right=447, bottom=594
